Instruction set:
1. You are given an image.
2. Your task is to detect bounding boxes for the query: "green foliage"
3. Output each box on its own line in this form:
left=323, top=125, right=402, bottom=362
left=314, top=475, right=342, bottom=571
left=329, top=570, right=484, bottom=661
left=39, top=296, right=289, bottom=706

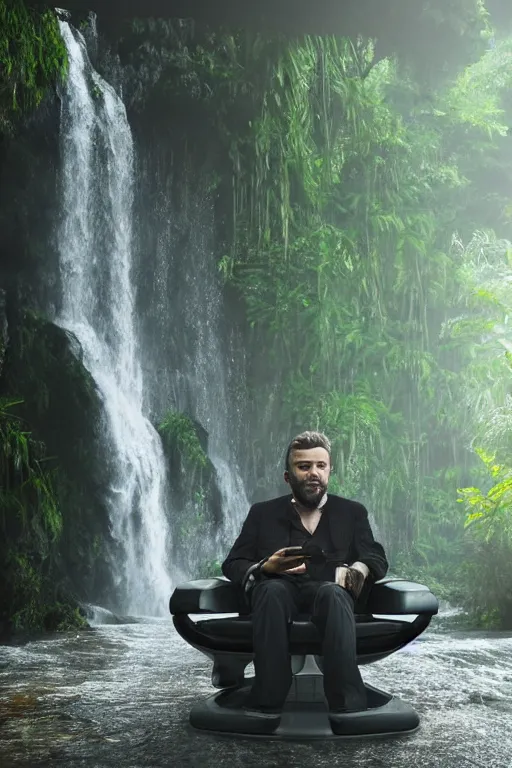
left=4, top=10, right=512, bottom=627
left=456, top=536, right=512, bottom=628
left=210, top=36, right=461, bottom=541
left=0, top=311, right=110, bottom=633
left=457, top=406, right=512, bottom=628
left=158, top=410, right=220, bottom=568
left=0, top=397, right=86, bottom=631
left=197, top=558, right=223, bottom=579
left=0, top=396, right=61, bottom=544
left=159, top=410, right=208, bottom=469
left=0, top=0, right=67, bottom=134
left=443, top=38, right=512, bottom=137
left=177, top=487, right=207, bottom=542
left=160, top=25, right=512, bottom=623
left=392, top=552, right=466, bottom=607
left=460, top=451, right=512, bottom=543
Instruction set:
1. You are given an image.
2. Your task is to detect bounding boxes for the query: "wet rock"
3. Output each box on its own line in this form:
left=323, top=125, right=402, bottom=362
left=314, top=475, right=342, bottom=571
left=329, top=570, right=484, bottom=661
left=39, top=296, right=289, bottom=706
left=82, top=604, right=141, bottom=625
left=467, top=691, right=501, bottom=705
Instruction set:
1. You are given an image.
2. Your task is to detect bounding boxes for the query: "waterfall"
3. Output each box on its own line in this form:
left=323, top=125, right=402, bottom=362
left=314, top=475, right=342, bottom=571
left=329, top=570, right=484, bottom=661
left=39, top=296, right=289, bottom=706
left=136, top=157, right=251, bottom=563
left=182, top=260, right=250, bottom=548
left=174, top=248, right=250, bottom=548
left=56, top=22, right=173, bottom=616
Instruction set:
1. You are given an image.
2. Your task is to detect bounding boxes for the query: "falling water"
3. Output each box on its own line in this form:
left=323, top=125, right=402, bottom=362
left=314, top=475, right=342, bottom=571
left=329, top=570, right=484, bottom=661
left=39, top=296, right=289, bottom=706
left=176, top=240, right=250, bottom=547
left=146, top=185, right=251, bottom=552
left=56, top=22, right=172, bottom=616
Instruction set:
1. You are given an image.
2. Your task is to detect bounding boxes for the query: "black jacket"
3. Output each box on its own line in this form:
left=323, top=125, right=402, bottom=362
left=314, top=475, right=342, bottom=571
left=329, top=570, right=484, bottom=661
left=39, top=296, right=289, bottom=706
left=221, top=494, right=388, bottom=586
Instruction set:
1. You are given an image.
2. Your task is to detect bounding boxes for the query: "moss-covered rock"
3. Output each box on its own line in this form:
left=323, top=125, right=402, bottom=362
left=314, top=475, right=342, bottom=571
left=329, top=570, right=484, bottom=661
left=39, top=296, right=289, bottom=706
left=158, top=409, right=223, bottom=564
left=0, top=308, right=116, bottom=633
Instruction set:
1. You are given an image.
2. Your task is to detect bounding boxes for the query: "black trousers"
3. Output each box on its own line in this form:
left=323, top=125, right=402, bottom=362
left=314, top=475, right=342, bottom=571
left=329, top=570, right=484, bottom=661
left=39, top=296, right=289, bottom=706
left=247, top=576, right=367, bottom=712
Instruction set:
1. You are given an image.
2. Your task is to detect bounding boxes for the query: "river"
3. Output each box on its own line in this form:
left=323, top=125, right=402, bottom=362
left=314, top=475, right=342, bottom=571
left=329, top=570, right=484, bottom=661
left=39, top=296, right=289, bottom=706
left=1, top=614, right=511, bottom=768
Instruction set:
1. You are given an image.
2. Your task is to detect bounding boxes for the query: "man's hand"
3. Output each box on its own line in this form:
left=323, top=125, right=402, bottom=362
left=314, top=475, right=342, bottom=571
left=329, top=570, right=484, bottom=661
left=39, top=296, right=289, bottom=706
left=335, top=566, right=366, bottom=599
left=283, top=562, right=307, bottom=574
left=261, top=547, right=307, bottom=574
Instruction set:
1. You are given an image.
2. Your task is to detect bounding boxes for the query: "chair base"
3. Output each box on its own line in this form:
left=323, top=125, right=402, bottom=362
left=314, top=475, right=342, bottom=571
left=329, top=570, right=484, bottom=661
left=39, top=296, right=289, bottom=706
left=190, top=659, right=420, bottom=740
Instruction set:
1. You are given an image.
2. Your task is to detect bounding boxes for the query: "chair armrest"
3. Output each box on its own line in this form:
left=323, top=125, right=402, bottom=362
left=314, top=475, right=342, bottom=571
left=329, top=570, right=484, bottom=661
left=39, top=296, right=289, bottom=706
left=169, top=576, right=439, bottom=617
left=169, top=577, right=242, bottom=615
left=366, top=579, right=439, bottom=615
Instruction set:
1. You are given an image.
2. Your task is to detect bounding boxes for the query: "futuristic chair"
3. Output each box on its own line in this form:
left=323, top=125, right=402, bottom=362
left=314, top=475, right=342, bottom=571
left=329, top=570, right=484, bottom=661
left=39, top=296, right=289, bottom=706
left=169, top=576, right=438, bottom=739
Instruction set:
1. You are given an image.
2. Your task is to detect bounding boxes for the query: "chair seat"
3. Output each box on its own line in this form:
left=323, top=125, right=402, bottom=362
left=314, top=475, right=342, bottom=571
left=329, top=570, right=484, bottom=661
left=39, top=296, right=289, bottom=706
left=171, top=576, right=438, bottom=665
left=195, top=616, right=406, bottom=644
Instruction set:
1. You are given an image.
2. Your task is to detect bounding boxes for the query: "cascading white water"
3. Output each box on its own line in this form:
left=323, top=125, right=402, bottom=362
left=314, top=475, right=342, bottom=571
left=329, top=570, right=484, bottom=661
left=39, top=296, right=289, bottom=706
left=151, top=193, right=251, bottom=552
left=56, top=22, right=172, bottom=616
left=188, top=286, right=250, bottom=548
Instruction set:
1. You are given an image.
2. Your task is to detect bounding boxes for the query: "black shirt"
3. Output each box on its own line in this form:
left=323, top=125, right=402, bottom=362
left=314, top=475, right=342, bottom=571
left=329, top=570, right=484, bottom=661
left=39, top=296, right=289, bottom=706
left=284, top=502, right=341, bottom=582
left=288, top=502, right=332, bottom=549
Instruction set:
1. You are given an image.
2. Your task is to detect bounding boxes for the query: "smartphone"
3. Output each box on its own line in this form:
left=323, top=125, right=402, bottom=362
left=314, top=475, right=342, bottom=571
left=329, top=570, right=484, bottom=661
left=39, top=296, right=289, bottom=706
left=281, top=547, right=310, bottom=558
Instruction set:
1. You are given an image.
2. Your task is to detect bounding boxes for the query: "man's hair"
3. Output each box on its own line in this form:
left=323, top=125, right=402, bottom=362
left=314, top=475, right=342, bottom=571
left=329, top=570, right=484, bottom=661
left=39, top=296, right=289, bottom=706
left=285, top=431, right=331, bottom=471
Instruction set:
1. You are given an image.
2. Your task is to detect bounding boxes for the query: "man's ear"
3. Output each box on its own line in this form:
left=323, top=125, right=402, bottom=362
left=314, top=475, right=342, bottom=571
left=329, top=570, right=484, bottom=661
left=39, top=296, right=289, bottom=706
left=284, top=470, right=290, bottom=485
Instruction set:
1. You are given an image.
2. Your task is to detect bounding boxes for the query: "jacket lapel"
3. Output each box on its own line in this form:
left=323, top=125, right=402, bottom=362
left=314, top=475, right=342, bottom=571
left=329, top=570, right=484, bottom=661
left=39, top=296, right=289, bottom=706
left=259, top=496, right=294, bottom=556
left=325, top=497, right=353, bottom=555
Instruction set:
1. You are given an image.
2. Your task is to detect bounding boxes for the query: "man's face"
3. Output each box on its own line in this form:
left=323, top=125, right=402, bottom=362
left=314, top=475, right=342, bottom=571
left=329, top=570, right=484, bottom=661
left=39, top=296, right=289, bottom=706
left=284, top=447, right=331, bottom=509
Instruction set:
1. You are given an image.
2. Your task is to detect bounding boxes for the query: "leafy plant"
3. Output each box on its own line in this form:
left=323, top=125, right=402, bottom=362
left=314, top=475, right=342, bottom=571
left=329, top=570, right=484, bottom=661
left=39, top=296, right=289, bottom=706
left=0, top=1, right=67, bottom=134
left=167, top=25, right=512, bottom=624
left=158, top=410, right=208, bottom=469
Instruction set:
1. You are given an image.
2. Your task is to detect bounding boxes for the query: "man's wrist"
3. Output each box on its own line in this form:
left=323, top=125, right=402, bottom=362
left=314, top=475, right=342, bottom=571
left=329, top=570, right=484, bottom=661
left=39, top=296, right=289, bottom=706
left=335, top=565, right=345, bottom=584
left=242, top=558, right=269, bottom=592
left=349, top=561, right=370, bottom=579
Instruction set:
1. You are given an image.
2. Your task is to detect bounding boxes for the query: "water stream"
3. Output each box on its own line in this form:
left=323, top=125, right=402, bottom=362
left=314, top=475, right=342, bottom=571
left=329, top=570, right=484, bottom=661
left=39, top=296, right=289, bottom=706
left=0, top=617, right=511, bottom=767
left=56, top=22, right=173, bottom=616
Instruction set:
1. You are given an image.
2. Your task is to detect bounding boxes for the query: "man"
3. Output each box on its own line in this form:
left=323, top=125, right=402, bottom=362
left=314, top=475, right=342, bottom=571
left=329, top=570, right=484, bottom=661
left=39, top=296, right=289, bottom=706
left=221, top=431, right=388, bottom=720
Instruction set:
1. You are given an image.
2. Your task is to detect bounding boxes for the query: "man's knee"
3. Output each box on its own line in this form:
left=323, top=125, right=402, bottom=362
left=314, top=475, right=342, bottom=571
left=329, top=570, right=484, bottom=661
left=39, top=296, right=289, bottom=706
left=314, top=582, right=354, bottom=611
left=251, top=578, right=293, bottom=610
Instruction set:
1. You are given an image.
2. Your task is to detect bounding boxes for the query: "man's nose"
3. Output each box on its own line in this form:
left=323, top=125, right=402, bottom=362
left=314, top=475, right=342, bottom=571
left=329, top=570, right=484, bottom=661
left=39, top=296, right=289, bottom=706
left=308, top=466, right=320, bottom=478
